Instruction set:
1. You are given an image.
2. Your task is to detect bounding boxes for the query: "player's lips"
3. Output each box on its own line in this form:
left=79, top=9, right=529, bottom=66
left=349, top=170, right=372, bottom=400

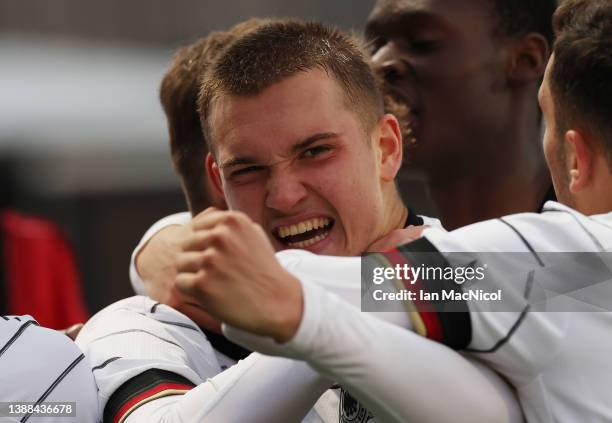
left=273, top=216, right=335, bottom=249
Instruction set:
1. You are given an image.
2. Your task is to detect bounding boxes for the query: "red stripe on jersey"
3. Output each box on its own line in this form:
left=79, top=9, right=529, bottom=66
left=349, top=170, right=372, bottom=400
left=384, top=250, right=444, bottom=342
left=113, top=382, right=193, bottom=423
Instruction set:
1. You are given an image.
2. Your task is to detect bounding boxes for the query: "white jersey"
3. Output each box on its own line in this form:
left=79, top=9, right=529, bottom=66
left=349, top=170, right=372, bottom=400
left=77, top=296, right=331, bottom=423
left=226, top=201, right=612, bottom=423
left=126, top=210, right=439, bottom=422
left=76, top=296, right=221, bottom=422
left=0, top=315, right=100, bottom=422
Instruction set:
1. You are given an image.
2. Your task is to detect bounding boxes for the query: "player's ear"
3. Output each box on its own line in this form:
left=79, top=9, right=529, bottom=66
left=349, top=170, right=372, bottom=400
left=205, top=152, right=225, bottom=198
left=506, top=33, right=549, bottom=87
left=375, top=114, right=403, bottom=182
left=565, top=129, right=592, bottom=194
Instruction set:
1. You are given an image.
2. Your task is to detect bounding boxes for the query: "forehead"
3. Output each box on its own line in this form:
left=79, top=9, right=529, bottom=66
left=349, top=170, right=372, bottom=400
left=209, top=69, right=358, bottom=156
left=367, top=0, right=492, bottom=33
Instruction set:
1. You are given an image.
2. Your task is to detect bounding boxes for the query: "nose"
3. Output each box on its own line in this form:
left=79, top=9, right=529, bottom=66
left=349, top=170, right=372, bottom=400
left=265, top=166, right=308, bottom=213
left=371, top=42, right=408, bottom=85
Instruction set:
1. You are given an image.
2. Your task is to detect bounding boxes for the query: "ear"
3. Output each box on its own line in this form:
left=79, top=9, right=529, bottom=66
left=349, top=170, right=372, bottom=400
left=375, top=114, right=403, bottom=182
left=565, top=129, right=592, bottom=194
left=507, top=33, right=549, bottom=86
left=205, top=152, right=225, bottom=199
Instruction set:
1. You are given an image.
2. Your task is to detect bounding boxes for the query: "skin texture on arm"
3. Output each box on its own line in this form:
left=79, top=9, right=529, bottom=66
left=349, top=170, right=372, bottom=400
left=135, top=224, right=185, bottom=300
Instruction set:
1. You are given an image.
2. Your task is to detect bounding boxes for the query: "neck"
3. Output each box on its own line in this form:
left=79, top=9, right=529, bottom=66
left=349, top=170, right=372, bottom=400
left=385, top=192, right=409, bottom=232
left=429, top=99, right=550, bottom=230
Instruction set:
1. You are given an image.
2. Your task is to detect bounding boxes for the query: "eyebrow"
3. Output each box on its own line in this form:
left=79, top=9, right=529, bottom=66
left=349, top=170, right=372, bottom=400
left=290, top=132, right=340, bottom=154
left=219, top=132, right=341, bottom=170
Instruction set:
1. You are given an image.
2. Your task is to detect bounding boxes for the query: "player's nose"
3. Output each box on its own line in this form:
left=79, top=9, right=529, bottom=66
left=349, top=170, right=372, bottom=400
left=371, top=42, right=408, bottom=85
left=264, top=167, right=307, bottom=212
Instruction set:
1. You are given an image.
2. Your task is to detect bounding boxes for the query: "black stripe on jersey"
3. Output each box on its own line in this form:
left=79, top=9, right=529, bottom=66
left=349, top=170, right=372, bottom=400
left=153, top=319, right=199, bottom=332
left=465, top=271, right=535, bottom=353
left=14, top=316, right=20, bottom=321
left=0, top=319, right=38, bottom=358
left=92, top=356, right=122, bottom=371
left=398, top=237, right=472, bottom=350
left=21, top=354, right=85, bottom=422
left=91, top=329, right=184, bottom=350
left=202, top=328, right=251, bottom=361
left=150, top=303, right=161, bottom=313
left=103, top=369, right=195, bottom=423
left=1, top=315, right=8, bottom=321
left=498, top=218, right=545, bottom=266
left=111, top=308, right=200, bottom=332
left=541, top=208, right=605, bottom=251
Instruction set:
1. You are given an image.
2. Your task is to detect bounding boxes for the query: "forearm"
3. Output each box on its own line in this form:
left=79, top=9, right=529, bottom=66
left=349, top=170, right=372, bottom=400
left=130, top=212, right=191, bottom=296
left=227, top=283, right=519, bottom=423
left=126, top=353, right=331, bottom=423
left=277, top=251, right=412, bottom=330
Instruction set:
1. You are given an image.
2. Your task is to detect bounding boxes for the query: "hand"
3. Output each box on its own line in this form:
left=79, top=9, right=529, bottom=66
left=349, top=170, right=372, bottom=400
left=136, top=215, right=222, bottom=333
left=175, top=209, right=304, bottom=343
left=366, top=225, right=427, bottom=252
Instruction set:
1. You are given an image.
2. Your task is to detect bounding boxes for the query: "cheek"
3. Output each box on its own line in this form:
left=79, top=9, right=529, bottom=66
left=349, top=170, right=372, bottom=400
left=223, top=184, right=265, bottom=220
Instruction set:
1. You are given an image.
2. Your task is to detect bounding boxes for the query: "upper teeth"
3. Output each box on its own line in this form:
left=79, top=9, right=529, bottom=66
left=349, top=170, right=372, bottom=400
left=278, top=217, right=330, bottom=239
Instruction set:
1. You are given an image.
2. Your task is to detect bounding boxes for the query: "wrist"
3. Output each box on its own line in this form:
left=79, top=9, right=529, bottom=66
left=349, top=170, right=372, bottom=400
left=269, top=273, right=304, bottom=344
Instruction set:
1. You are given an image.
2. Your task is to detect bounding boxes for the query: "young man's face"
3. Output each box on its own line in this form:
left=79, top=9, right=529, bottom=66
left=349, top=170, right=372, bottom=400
left=207, top=69, right=395, bottom=256
left=366, top=0, right=510, bottom=173
left=538, top=55, right=570, bottom=205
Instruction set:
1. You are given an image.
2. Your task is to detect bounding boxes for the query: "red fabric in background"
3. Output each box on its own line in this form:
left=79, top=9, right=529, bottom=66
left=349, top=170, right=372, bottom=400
left=1, top=210, right=89, bottom=329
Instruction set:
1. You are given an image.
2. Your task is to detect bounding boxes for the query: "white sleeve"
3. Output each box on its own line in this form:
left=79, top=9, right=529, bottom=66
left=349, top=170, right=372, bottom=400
left=225, top=282, right=522, bottom=423
left=75, top=296, right=222, bottom=422
left=276, top=250, right=412, bottom=329
left=129, top=212, right=192, bottom=295
left=125, top=352, right=331, bottom=423
left=0, top=316, right=100, bottom=423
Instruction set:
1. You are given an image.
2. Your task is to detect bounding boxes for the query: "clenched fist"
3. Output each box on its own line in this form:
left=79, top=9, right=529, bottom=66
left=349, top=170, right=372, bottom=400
left=175, top=209, right=304, bottom=343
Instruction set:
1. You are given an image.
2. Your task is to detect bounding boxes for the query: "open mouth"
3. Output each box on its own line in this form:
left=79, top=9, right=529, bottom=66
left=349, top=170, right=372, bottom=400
left=274, top=217, right=335, bottom=249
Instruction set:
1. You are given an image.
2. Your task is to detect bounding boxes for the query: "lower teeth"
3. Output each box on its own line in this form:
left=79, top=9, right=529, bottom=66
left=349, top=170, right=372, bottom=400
left=287, top=231, right=329, bottom=248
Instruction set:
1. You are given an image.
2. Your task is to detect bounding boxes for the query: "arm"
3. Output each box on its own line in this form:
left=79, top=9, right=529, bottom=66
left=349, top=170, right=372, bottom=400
left=124, top=353, right=331, bottom=423
left=130, top=211, right=222, bottom=331
left=77, top=298, right=331, bottom=423
left=175, top=210, right=523, bottom=423
left=130, top=212, right=191, bottom=295
left=224, top=282, right=522, bottom=423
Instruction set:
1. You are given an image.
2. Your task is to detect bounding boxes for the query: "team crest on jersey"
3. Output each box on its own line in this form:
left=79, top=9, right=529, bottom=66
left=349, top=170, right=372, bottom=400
left=339, top=389, right=376, bottom=423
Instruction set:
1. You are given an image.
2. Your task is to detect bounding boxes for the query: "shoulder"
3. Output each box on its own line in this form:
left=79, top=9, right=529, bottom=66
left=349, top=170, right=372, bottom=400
left=0, top=315, right=100, bottom=422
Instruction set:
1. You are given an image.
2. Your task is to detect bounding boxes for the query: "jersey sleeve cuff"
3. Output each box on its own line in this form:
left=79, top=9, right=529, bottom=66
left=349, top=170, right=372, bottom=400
left=103, top=369, right=195, bottom=423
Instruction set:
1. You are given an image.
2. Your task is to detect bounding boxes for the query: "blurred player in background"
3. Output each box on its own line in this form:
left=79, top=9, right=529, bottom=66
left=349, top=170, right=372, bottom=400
left=368, top=0, right=558, bottom=228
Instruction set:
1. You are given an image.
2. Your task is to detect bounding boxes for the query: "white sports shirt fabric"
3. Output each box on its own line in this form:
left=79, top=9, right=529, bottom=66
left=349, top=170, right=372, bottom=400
left=227, top=201, right=612, bottom=423
left=123, top=211, right=523, bottom=423
left=0, top=315, right=100, bottom=422
left=76, top=296, right=329, bottom=423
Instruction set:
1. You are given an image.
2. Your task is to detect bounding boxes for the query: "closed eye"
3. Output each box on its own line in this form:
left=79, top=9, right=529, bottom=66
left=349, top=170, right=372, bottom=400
left=230, top=165, right=264, bottom=178
left=301, top=145, right=333, bottom=159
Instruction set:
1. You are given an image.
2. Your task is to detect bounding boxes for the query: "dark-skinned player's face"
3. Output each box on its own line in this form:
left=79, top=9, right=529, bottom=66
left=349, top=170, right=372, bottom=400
left=367, top=0, right=511, bottom=175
